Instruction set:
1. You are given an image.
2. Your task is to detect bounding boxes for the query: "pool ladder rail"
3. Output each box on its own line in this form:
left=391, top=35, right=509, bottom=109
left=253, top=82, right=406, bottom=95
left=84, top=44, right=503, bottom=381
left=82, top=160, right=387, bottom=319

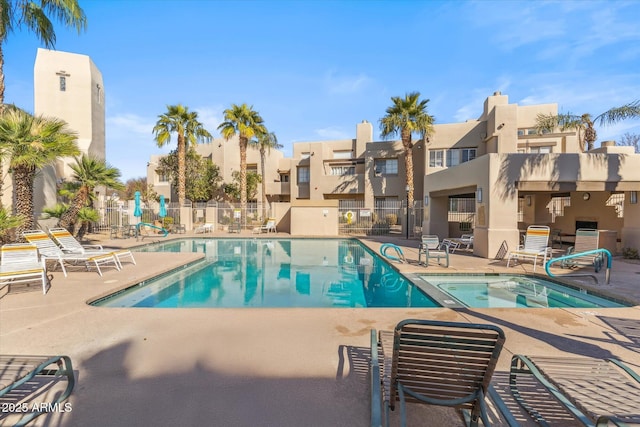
left=545, top=248, right=612, bottom=285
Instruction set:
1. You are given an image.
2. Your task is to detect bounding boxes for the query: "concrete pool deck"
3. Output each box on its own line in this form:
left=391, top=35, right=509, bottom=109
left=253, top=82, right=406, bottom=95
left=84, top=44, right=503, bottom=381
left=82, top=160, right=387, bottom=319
left=1, top=231, right=639, bottom=426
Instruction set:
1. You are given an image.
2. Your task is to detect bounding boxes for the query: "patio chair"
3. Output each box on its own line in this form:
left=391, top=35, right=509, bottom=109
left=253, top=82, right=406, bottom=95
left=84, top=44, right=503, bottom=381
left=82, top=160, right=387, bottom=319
left=370, top=319, right=505, bottom=427
left=194, top=223, right=214, bottom=233
left=418, top=235, right=449, bottom=267
left=260, top=218, right=277, bottom=233
left=23, top=230, right=120, bottom=277
left=506, top=225, right=551, bottom=272
left=509, top=355, right=640, bottom=426
left=48, top=227, right=136, bottom=268
left=562, top=228, right=604, bottom=272
left=0, top=355, right=75, bottom=426
left=457, top=234, right=474, bottom=251
left=0, top=243, right=49, bottom=294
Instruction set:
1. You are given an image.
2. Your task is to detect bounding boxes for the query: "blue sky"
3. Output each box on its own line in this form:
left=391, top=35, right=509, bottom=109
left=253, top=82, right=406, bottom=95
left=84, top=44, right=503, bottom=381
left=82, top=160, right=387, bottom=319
left=5, top=0, right=640, bottom=181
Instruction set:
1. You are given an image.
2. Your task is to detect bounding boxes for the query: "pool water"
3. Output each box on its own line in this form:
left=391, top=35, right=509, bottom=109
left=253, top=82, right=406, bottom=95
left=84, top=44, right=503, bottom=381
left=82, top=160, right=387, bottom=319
left=93, top=238, right=438, bottom=308
left=419, top=275, right=626, bottom=308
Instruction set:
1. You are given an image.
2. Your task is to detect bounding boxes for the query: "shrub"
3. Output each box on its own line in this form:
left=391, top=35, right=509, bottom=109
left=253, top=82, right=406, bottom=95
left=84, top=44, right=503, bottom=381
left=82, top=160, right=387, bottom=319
left=385, top=213, right=398, bottom=226
left=622, top=247, right=640, bottom=260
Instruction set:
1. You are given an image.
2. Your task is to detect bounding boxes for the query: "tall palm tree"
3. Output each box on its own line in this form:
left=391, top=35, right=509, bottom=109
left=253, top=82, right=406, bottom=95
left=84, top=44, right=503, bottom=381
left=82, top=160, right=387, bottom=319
left=218, top=104, right=267, bottom=218
left=0, top=0, right=87, bottom=106
left=379, top=92, right=435, bottom=206
left=0, top=106, right=79, bottom=235
left=250, top=130, right=281, bottom=219
left=153, top=104, right=212, bottom=205
left=535, top=101, right=640, bottom=151
left=58, top=154, right=124, bottom=235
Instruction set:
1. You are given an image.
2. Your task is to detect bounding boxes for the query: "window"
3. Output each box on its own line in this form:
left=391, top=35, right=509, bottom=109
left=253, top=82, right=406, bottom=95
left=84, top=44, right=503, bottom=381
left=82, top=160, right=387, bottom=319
left=333, top=150, right=352, bottom=159
left=59, top=76, right=66, bottom=91
left=279, top=173, right=289, bottom=183
left=446, top=148, right=476, bottom=166
left=301, top=152, right=311, bottom=160
left=298, top=166, right=309, bottom=183
left=331, top=166, right=355, bottom=176
left=530, top=146, right=551, bottom=153
left=429, top=150, right=444, bottom=167
left=157, top=172, right=169, bottom=183
left=374, top=159, right=398, bottom=176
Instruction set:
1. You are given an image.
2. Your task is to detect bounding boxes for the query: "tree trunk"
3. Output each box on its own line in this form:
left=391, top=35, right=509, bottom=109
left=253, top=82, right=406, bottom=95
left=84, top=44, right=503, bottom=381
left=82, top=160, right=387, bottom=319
left=260, top=146, right=266, bottom=219
left=401, top=128, right=414, bottom=206
left=177, top=133, right=186, bottom=205
left=0, top=45, right=6, bottom=208
left=239, top=136, right=248, bottom=223
left=58, top=186, right=89, bottom=234
left=13, top=166, right=36, bottom=237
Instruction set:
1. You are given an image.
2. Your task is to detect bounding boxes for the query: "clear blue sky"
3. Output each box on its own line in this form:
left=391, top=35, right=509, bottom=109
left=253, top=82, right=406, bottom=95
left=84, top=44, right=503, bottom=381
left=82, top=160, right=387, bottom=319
left=5, top=0, right=640, bottom=181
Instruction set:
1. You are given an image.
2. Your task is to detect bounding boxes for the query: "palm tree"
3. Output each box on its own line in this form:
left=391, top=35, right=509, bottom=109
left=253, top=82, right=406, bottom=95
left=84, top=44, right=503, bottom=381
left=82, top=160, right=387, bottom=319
left=379, top=92, right=435, bottom=206
left=153, top=104, right=212, bottom=206
left=0, top=0, right=87, bottom=106
left=58, top=154, right=124, bottom=235
left=250, top=131, right=281, bottom=219
left=535, top=101, right=640, bottom=151
left=0, top=107, right=79, bottom=235
left=218, top=104, right=267, bottom=219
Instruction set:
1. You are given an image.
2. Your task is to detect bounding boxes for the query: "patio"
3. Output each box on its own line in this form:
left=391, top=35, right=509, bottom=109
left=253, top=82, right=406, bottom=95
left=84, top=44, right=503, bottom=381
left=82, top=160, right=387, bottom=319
left=1, top=231, right=639, bottom=426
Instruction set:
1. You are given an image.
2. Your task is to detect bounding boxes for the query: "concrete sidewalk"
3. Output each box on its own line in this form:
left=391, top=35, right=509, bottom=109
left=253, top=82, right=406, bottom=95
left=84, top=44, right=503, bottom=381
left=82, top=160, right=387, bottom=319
left=0, top=232, right=638, bottom=426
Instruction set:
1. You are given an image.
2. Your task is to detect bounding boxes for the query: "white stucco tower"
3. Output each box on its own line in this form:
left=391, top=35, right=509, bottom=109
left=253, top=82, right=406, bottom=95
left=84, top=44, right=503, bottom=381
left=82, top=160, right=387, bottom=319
left=32, top=48, right=105, bottom=213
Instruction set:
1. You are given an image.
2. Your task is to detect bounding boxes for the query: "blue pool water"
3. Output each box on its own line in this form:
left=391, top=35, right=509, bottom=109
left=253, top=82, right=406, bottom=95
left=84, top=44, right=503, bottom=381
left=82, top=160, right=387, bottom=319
left=92, top=238, right=438, bottom=308
left=419, top=275, right=626, bottom=308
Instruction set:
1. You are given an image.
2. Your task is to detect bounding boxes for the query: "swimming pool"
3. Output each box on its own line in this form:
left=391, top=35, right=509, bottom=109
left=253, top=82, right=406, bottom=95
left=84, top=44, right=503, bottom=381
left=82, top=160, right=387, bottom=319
left=417, top=274, right=626, bottom=308
left=92, top=238, right=438, bottom=308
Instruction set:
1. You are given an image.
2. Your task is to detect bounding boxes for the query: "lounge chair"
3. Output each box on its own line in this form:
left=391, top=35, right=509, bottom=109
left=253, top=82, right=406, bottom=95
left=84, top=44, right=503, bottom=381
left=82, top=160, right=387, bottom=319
left=455, top=234, right=474, bottom=251
left=260, top=218, right=276, bottom=233
left=562, top=228, right=604, bottom=272
left=194, top=223, right=214, bottom=233
left=370, top=319, right=505, bottom=427
left=506, top=225, right=551, bottom=272
left=0, top=244, right=49, bottom=294
left=509, top=355, right=640, bottom=426
left=23, top=230, right=120, bottom=277
left=48, top=227, right=136, bottom=268
left=0, top=355, right=75, bottom=426
left=418, top=235, right=449, bottom=267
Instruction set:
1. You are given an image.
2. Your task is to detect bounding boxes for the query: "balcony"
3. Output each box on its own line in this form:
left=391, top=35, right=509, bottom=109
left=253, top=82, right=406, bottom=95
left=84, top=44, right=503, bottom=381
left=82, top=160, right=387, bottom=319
left=266, top=181, right=290, bottom=196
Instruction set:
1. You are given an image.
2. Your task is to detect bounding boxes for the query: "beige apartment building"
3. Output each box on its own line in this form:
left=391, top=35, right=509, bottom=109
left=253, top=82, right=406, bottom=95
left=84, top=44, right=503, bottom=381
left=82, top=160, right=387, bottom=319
left=148, top=92, right=640, bottom=258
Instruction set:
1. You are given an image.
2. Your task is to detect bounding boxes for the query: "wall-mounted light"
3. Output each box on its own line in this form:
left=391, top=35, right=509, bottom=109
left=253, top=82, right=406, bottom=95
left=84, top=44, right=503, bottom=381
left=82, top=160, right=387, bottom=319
left=477, top=188, right=483, bottom=203
left=424, top=195, right=429, bottom=206
left=497, top=123, right=505, bottom=129
left=526, top=195, right=532, bottom=206
left=631, top=191, right=638, bottom=204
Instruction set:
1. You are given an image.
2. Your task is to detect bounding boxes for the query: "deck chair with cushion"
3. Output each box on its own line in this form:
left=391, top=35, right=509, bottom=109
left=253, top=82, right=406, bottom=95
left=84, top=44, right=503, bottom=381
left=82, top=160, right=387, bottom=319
left=509, top=355, right=640, bottom=426
left=48, top=227, right=136, bottom=268
left=561, top=228, right=604, bottom=272
left=506, top=225, right=552, bottom=272
left=23, top=230, right=119, bottom=277
left=0, top=244, right=49, bottom=294
left=418, top=235, right=449, bottom=267
left=370, top=319, right=505, bottom=427
left=0, top=355, right=75, bottom=426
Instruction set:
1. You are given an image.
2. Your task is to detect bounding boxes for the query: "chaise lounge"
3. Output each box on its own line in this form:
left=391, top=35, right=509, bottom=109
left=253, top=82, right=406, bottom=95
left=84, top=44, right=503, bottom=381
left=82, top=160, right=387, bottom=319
left=370, top=319, right=505, bottom=427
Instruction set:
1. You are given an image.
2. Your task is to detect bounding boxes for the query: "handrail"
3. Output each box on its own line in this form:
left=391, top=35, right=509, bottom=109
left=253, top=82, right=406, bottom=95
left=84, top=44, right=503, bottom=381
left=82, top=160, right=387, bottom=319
left=545, top=248, right=612, bottom=285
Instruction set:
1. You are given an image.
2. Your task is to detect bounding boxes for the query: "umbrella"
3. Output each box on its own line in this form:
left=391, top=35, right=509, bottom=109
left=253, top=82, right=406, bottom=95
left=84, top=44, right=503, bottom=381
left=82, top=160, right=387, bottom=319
left=134, top=191, right=142, bottom=220
left=159, top=195, right=167, bottom=219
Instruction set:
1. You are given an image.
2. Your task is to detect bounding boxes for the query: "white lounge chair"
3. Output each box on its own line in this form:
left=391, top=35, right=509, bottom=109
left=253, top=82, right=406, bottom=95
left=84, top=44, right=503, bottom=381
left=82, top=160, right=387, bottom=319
left=506, top=225, right=552, bottom=272
left=23, top=230, right=120, bottom=277
left=0, top=243, right=49, bottom=294
left=260, top=218, right=277, bottom=233
left=194, top=223, right=214, bottom=233
left=48, top=227, right=136, bottom=268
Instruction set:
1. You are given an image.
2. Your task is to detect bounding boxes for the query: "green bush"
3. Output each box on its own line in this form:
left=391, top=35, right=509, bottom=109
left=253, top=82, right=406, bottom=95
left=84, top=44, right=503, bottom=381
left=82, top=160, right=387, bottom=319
left=162, top=216, right=174, bottom=228
left=385, top=214, right=398, bottom=226
left=622, top=247, right=639, bottom=259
